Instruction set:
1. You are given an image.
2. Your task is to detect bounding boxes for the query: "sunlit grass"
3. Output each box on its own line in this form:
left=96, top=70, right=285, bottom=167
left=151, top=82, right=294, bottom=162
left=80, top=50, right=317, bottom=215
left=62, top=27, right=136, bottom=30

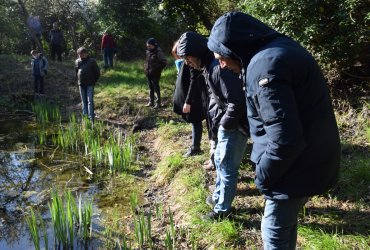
left=298, top=226, right=369, bottom=249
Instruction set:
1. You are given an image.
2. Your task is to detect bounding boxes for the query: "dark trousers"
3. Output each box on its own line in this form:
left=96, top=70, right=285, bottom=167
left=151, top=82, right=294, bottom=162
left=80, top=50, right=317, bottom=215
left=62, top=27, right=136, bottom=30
left=51, top=44, right=62, bottom=61
left=191, top=121, right=203, bottom=149
left=146, top=75, right=161, bottom=104
left=103, top=48, right=114, bottom=68
left=33, top=75, right=44, bottom=94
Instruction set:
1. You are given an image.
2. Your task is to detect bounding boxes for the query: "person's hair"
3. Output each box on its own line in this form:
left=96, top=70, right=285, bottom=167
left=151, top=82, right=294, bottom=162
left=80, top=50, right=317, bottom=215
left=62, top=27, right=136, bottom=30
left=171, top=40, right=180, bottom=59
left=30, top=50, right=38, bottom=55
left=77, top=46, right=87, bottom=55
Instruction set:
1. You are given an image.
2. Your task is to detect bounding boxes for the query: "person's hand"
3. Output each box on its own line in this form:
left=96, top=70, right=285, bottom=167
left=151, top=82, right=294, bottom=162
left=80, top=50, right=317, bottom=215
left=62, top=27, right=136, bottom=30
left=183, top=103, right=191, bottom=113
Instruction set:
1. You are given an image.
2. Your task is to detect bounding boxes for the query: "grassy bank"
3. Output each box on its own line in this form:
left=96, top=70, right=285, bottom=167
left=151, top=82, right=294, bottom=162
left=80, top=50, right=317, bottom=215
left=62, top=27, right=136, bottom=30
left=94, top=57, right=369, bottom=249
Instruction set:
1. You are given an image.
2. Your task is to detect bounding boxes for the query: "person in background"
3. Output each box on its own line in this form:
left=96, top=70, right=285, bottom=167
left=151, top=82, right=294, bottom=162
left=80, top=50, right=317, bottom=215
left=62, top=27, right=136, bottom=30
left=144, top=38, right=167, bottom=109
left=177, top=31, right=249, bottom=220
left=31, top=50, right=48, bottom=95
left=49, top=22, right=64, bottom=62
left=101, top=30, right=117, bottom=69
left=172, top=40, right=210, bottom=157
left=75, top=47, right=100, bottom=123
left=207, top=12, right=341, bottom=249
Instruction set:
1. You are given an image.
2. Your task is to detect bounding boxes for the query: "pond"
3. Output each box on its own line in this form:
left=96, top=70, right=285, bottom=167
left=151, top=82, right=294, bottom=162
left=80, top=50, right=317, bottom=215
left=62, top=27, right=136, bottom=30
left=0, top=112, right=140, bottom=249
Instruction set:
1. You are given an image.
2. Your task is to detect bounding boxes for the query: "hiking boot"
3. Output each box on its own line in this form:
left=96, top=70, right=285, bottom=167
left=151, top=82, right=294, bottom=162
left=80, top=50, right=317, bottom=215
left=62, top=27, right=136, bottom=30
left=183, top=147, right=201, bottom=157
left=206, top=195, right=216, bottom=208
left=202, top=210, right=230, bottom=221
left=145, top=102, right=154, bottom=107
left=153, top=103, right=161, bottom=109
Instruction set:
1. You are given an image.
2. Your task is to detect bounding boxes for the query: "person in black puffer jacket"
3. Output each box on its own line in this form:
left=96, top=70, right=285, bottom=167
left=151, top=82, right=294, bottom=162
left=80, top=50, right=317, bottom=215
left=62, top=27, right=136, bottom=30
left=177, top=31, right=250, bottom=220
left=75, top=46, right=100, bottom=122
left=208, top=12, right=341, bottom=249
left=144, top=38, right=167, bottom=109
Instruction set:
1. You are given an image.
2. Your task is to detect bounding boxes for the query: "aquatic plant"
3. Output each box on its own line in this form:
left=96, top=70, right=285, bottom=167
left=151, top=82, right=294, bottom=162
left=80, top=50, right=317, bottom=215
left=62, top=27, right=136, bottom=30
left=39, top=213, right=48, bottom=250
left=168, top=207, right=176, bottom=249
left=129, top=192, right=138, bottom=214
left=49, top=191, right=68, bottom=246
left=32, top=100, right=61, bottom=127
left=79, top=194, right=93, bottom=240
left=26, top=208, right=40, bottom=250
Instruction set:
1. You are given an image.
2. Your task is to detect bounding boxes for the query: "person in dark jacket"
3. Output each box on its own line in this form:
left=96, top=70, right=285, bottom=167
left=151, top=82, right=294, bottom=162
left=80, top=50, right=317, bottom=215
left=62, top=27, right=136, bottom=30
left=101, top=30, right=117, bottom=69
left=49, top=22, right=64, bottom=62
left=75, top=47, right=100, bottom=122
left=207, top=12, right=341, bottom=249
left=144, top=38, right=167, bottom=109
left=177, top=31, right=249, bottom=220
left=31, top=50, right=48, bottom=95
left=172, top=41, right=209, bottom=157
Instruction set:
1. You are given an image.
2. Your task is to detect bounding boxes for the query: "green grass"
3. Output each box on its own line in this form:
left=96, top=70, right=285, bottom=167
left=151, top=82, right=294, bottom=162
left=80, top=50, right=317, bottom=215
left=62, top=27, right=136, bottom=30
left=298, top=226, right=369, bottom=249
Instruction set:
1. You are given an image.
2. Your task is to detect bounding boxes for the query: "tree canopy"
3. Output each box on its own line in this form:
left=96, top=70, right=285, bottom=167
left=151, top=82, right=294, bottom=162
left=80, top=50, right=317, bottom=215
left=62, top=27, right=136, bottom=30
left=0, top=0, right=369, bottom=85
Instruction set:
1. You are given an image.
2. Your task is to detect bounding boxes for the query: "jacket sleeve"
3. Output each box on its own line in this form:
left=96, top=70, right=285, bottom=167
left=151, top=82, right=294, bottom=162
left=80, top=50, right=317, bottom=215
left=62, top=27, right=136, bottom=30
left=42, top=57, right=48, bottom=71
left=101, top=36, right=105, bottom=49
left=253, top=79, right=306, bottom=192
left=185, top=68, right=199, bottom=104
left=158, top=50, right=167, bottom=69
left=217, top=68, right=246, bottom=130
left=92, top=59, right=100, bottom=82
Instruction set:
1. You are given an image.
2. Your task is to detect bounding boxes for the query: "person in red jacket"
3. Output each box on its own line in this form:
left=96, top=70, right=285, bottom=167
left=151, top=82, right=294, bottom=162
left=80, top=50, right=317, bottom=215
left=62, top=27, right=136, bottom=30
left=101, top=30, right=117, bottom=69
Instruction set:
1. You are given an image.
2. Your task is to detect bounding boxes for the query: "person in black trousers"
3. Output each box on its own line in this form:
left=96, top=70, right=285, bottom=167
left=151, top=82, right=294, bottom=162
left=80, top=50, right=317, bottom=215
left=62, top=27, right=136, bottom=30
left=144, top=38, right=167, bottom=109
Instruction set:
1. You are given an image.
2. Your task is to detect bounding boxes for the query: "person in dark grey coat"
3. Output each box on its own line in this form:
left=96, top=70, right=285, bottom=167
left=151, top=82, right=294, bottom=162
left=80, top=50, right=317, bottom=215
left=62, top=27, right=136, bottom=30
left=177, top=31, right=249, bottom=220
left=172, top=40, right=210, bottom=157
left=208, top=12, right=341, bottom=249
left=49, top=22, right=64, bottom=62
left=75, top=47, right=100, bottom=122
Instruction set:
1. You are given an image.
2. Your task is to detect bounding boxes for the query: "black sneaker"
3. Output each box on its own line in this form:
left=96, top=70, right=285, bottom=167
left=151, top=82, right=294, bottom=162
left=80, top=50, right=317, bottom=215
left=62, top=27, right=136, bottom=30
left=206, top=196, right=216, bottom=208
left=183, top=147, right=201, bottom=157
left=145, top=102, right=154, bottom=107
left=202, top=210, right=230, bottom=221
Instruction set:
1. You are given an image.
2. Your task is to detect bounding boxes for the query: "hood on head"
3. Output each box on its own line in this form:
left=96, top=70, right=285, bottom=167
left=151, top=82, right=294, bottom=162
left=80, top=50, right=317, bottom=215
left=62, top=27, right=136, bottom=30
left=147, top=37, right=158, bottom=47
left=208, top=12, right=281, bottom=63
left=177, top=31, right=209, bottom=58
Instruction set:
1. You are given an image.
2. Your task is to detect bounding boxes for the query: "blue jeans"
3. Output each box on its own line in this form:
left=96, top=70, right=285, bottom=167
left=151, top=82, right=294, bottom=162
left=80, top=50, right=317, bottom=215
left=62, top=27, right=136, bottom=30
left=79, top=85, right=94, bottom=121
left=212, top=126, right=247, bottom=214
left=191, top=121, right=202, bottom=149
left=261, top=198, right=307, bottom=250
left=103, top=48, right=114, bottom=68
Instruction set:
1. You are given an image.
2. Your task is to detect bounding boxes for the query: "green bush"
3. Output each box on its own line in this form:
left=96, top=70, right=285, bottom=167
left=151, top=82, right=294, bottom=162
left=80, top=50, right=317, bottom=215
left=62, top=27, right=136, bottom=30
left=239, top=0, right=369, bottom=73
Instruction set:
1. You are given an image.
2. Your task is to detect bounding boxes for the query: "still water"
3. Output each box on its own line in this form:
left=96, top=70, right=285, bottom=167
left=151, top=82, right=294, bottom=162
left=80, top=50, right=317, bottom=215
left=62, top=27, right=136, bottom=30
left=0, top=113, right=136, bottom=249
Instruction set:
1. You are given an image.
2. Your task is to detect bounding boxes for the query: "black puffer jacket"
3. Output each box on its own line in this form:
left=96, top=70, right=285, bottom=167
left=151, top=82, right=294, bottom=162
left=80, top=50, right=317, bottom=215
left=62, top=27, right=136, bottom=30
left=144, top=47, right=167, bottom=77
left=208, top=12, right=341, bottom=199
left=75, top=57, right=100, bottom=86
left=173, top=63, right=208, bottom=123
left=177, top=31, right=248, bottom=135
